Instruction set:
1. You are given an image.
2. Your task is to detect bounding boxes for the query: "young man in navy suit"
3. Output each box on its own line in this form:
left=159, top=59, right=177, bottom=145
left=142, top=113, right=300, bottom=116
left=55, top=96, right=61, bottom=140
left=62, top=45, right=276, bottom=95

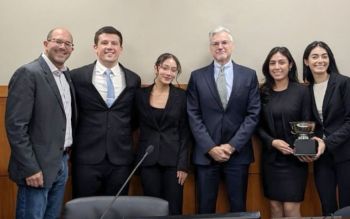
left=187, top=26, right=260, bottom=213
left=70, top=26, right=141, bottom=198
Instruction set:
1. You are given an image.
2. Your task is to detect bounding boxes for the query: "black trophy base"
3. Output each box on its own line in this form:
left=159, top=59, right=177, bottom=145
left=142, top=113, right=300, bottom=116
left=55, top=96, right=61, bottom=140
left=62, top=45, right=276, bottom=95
left=294, top=139, right=318, bottom=156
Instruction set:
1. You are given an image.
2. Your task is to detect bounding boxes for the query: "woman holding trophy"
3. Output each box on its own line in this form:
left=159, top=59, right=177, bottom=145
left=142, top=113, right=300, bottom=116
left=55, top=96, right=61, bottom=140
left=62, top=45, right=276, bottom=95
left=258, top=47, right=324, bottom=218
left=303, top=41, right=350, bottom=216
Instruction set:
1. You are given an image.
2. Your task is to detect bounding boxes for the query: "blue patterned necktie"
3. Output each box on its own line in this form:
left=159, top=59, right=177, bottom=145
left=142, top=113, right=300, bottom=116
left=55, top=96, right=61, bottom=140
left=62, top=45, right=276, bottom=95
left=105, top=69, right=115, bottom=107
left=216, top=66, right=227, bottom=109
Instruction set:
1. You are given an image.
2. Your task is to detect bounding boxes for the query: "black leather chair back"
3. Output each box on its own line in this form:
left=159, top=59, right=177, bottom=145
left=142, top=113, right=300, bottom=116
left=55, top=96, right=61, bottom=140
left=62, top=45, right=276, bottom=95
left=62, top=196, right=169, bottom=219
left=333, top=206, right=350, bottom=217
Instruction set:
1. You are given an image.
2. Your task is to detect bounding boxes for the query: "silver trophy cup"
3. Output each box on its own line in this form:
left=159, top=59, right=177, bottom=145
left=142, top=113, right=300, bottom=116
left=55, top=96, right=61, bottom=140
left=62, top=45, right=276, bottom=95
left=290, top=121, right=318, bottom=156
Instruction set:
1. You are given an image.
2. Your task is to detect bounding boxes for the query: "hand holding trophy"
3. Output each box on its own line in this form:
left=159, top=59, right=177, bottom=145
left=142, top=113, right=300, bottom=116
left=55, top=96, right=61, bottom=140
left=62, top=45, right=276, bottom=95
left=290, top=121, right=318, bottom=156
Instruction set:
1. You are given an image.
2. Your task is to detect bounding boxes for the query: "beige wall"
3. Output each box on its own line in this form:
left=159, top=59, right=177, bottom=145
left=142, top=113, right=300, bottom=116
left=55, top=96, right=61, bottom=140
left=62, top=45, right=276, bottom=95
left=0, top=0, right=349, bottom=84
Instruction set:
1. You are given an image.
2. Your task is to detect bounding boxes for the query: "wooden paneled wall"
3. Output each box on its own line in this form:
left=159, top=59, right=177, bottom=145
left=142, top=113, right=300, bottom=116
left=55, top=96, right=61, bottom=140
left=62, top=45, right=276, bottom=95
left=0, top=85, right=322, bottom=219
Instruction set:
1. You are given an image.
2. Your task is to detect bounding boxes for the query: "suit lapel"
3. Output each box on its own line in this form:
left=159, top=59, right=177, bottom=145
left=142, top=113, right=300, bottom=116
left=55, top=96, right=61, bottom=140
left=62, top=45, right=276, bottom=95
left=109, top=63, right=132, bottom=108
left=86, top=62, right=108, bottom=107
left=159, top=85, right=178, bottom=125
left=117, top=63, right=131, bottom=98
left=64, top=70, right=78, bottom=125
left=142, top=85, right=159, bottom=129
left=203, top=63, right=223, bottom=108
left=227, top=61, right=240, bottom=108
left=143, top=84, right=178, bottom=129
left=39, top=57, right=65, bottom=112
left=322, top=74, right=336, bottom=116
left=310, top=86, right=322, bottom=124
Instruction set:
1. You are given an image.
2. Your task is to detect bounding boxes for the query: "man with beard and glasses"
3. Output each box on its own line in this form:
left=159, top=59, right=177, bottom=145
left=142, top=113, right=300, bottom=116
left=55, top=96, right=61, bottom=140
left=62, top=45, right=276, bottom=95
left=6, top=27, right=77, bottom=219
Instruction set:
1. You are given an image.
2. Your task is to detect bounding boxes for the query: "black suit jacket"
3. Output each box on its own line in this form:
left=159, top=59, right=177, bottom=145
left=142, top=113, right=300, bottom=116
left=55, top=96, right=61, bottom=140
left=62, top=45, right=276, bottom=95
left=135, top=84, right=191, bottom=171
left=6, top=56, right=77, bottom=187
left=310, top=73, right=350, bottom=163
left=70, top=62, right=141, bottom=165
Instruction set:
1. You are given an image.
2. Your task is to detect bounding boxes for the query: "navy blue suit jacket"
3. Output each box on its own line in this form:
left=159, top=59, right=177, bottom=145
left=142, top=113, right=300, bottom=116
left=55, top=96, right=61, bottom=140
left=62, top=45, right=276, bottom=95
left=187, top=61, right=260, bottom=165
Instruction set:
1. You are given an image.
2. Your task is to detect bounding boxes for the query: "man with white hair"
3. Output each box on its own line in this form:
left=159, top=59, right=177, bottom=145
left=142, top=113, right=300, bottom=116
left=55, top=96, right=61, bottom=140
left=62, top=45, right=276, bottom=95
left=187, top=26, right=260, bottom=213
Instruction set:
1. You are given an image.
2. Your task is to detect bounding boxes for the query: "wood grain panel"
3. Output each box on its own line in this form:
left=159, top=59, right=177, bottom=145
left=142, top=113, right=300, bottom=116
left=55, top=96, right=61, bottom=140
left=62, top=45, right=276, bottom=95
left=0, top=86, right=7, bottom=98
left=0, top=177, right=16, bottom=219
left=0, top=98, right=10, bottom=176
left=301, top=172, right=322, bottom=216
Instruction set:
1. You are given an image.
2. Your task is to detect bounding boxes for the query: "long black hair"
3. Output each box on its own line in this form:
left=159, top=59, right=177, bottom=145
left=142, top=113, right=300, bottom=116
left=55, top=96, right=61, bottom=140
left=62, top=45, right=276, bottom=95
left=302, top=41, right=339, bottom=84
left=261, top=47, right=298, bottom=102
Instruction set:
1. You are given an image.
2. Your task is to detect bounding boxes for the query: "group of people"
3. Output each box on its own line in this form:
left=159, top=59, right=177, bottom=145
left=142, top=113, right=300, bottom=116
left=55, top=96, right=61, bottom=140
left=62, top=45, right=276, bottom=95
left=258, top=43, right=350, bottom=217
left=4, top=25, right=350, bottom=219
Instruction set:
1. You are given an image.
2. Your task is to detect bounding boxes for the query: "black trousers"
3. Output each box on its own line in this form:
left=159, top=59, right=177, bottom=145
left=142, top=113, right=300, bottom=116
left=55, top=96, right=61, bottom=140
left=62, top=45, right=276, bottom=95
left=140, top=164, right=183, bottom=215
left=72, top=157, right=131, bottom=198
left=314, top=151, right=350, bottom=216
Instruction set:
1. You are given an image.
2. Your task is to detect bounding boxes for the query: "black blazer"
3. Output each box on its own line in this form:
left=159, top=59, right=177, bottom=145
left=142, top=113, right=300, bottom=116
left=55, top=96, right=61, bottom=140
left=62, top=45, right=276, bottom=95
left=310, top=73, right=350, bottom=163
left=6, top=56, right=77, bottom=187
left=135, top=84, right=191, bottom=171
left=70, top=62, right=141, bottom=165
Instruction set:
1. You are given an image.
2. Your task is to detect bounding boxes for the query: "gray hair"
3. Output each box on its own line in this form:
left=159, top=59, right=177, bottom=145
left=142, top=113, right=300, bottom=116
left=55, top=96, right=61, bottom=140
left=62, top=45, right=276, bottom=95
left=209, top=26, right=233, bottom=42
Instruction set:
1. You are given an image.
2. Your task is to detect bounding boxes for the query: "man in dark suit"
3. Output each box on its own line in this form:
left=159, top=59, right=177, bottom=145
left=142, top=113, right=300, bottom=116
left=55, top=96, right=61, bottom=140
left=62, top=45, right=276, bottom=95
left=187, top=26, right=260, bottom=213
left=71, top=26, right=141, bottom=198
left=6, top=28, right=76, bottom=219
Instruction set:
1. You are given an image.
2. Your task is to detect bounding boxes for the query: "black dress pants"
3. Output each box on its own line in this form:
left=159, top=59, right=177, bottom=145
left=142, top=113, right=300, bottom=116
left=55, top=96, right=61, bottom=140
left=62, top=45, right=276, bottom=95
left=314, top=151, right=350, bottom=216
left=140, top=164, right=183, bottom=215
left=72, top=157, right=131, bottom=198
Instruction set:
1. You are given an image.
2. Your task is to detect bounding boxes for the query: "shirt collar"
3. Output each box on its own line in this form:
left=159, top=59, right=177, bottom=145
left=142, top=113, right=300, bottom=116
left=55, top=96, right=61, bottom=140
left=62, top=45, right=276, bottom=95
left=95, top=60, right=120, bottom=76
left=214, top=60, right=233, bottom=72
left=41, top=53, right=67, bottom=76
left=214, top=60, right=232, bottom=70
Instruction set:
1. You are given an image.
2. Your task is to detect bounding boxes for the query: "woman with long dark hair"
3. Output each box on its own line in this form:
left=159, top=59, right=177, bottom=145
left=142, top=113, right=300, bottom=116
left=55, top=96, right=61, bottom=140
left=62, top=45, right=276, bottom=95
left=135, top=53, right=191, bottom=215
left=303, top=41, right=350, bottom=216
left=258, top=47, right=324, bottom=217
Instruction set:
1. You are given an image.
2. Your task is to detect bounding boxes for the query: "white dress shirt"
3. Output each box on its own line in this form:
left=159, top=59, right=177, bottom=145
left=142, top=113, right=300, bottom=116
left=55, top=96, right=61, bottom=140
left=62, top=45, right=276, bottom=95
left=41, top=53, right=72, bottom=148
left=92, top=60, right=126, bottom=103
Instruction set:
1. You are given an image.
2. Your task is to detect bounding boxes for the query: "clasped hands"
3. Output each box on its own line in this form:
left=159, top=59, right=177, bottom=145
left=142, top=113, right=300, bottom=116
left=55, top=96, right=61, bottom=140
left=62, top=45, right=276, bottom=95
left=208, top=144, right=235, bottom=162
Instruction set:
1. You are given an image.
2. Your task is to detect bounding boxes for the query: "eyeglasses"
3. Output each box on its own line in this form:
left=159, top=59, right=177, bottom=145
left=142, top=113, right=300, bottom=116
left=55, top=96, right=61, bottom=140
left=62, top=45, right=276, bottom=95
left=159, top=65, right=178, bottom=74
left=210, top=40, right=231, bottom=47
left=48, top=38, right=74, bottom=48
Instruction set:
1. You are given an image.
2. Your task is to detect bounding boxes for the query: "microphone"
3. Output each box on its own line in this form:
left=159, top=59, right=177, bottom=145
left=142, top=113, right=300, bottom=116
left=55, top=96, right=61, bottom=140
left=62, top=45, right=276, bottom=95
left=99, top=145, right=154, bottom=219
